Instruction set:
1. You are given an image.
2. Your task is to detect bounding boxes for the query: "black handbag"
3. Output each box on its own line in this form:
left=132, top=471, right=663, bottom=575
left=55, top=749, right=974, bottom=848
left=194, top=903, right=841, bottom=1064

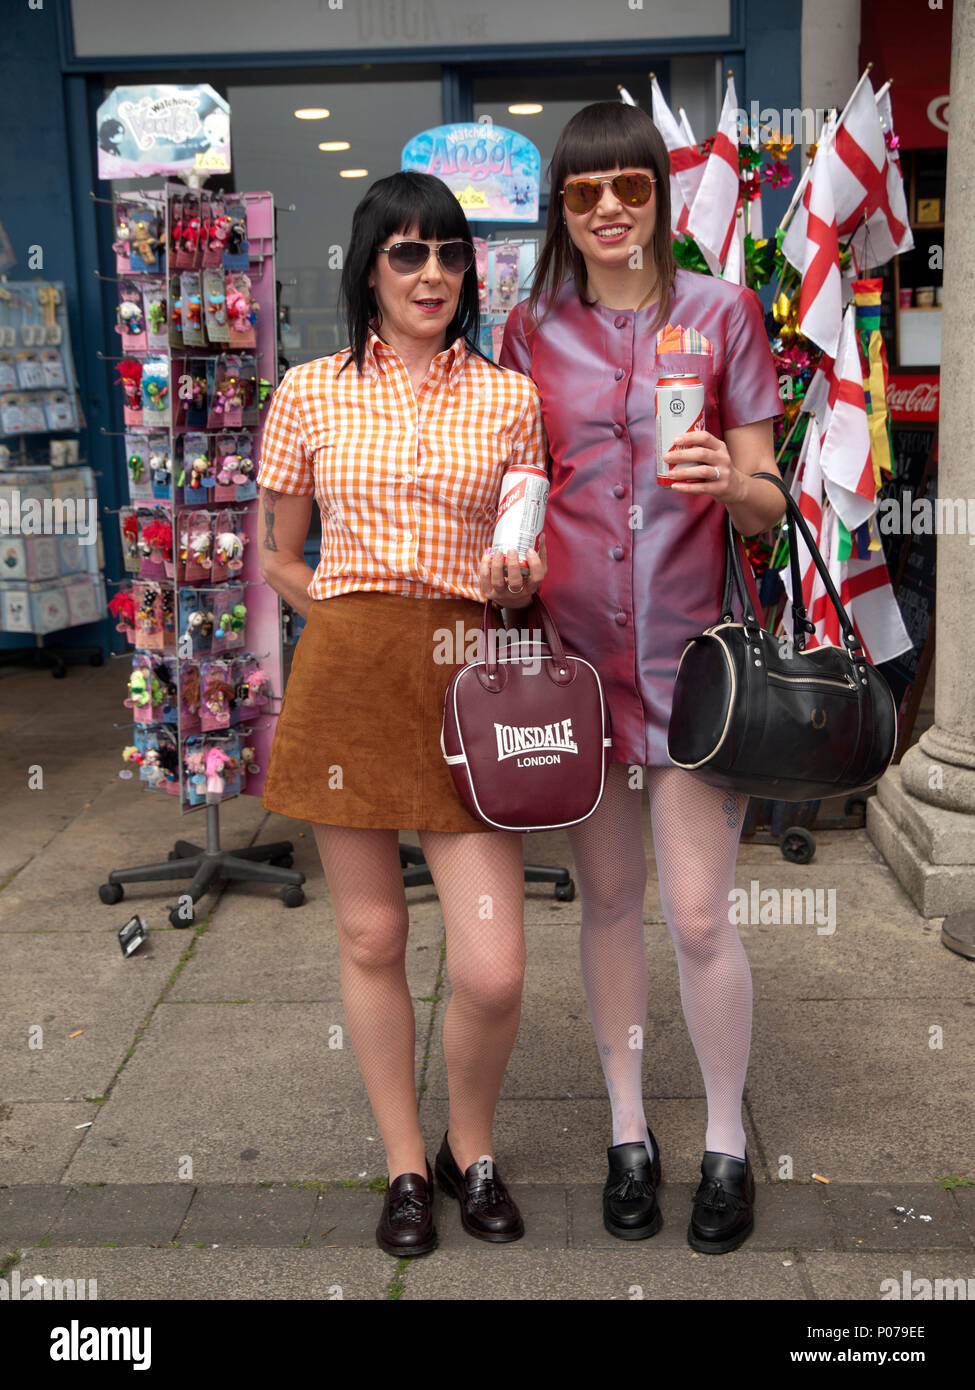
left=666, top=471, right=898, bottom=801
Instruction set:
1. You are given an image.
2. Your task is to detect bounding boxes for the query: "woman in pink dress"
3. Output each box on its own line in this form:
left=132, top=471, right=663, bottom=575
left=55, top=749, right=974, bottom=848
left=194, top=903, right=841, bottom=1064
left=500, top=101, right=785, bottom=1252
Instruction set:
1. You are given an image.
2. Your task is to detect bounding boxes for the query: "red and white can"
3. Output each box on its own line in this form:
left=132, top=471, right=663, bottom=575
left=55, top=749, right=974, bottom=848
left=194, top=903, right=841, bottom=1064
left=656, top=373, right=705, bottom=485
left=492, top=464, right=549, bottom=566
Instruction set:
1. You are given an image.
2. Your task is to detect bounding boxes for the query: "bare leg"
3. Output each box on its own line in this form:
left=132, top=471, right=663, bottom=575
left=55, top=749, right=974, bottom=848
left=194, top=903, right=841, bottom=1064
left=312, top=825, right=426, bottom=1182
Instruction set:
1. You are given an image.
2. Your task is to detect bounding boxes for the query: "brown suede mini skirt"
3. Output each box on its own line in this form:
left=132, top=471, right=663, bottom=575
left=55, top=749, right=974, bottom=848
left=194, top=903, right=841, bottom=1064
left=261, top=591, right=494, bottom=833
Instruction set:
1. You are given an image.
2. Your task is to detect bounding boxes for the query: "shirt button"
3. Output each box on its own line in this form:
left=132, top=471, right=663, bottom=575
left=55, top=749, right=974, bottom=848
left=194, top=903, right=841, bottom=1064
left=612, top=484, right=625, bottom=498
left=612, top=424, right=624, bottom=439
left=614, top=368, right=625, bottom=381
left=614, top=315, right=628, bottom=329
left=612, top=545, right=624, bottom=561
left=615, top=610, right=628, bottom=625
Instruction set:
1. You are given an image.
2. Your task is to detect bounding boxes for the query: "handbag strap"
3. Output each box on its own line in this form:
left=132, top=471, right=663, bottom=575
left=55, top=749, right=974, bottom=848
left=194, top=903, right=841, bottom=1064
left=479, top=593, right=573, bottom=684
left=720, top=470, right=864, bottom=660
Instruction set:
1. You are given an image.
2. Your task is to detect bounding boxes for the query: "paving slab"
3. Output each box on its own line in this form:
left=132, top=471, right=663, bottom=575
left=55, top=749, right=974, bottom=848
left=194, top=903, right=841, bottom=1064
left=746, top=1001, right=975, bottom=1182
left=0, top=1246, right=394, bottom=1300
left=823, top=1184, right=972, bottom=1251
left=47, top=1184, right=194, bottom=1246
left=0, top=1182, right=74, bottom=1246
left=0, top=929, right=187, bottom=1100
left=399, top=1246, right=807, bottom=1300
left=804, top=1251, right=975, bottom=1301
left=0, top=1101, right=103, bottom=1184
left=61, top=1001, right=432, bottom=1185
left=173, top=1183, right=319, bottom=1248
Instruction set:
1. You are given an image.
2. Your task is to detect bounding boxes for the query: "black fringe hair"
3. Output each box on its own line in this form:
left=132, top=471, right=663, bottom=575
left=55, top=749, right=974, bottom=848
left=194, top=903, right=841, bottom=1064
left=338, top=170, right=491, bottom=373
left=526, top=102, right=676, bottom=334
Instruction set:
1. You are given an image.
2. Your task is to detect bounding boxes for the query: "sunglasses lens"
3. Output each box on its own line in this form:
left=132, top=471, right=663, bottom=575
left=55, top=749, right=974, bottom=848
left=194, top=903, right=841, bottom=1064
left=563, top=180, right=599, bottom=214
left=439, top=241, right=474, bottom=274
left=614, top=173, right=655, bottom=205
left=386, top=242, right=429, bottom=273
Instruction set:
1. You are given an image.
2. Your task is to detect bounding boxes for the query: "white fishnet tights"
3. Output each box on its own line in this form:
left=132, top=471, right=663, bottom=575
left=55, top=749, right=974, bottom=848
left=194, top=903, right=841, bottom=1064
left=313, top=825, right=526, bottom=1183
left=566, top=764, right=751, bottom=1160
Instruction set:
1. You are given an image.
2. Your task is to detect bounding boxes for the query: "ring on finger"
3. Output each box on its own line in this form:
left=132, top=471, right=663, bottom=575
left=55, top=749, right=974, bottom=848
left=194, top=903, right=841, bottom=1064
left=713, top=465, right=720, bottom=481
left=506, top=582, right=524, bottom=594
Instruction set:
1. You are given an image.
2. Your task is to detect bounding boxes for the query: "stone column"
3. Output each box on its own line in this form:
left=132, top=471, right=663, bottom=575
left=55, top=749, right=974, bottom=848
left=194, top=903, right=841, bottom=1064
left=868, top=0, right=975, bottom=917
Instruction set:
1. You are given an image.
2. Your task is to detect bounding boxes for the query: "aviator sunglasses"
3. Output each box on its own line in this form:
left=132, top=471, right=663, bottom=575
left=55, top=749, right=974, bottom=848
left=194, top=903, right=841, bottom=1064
left=561, top=171, right=657, bottom=215
left=376, top=239, right=476, bottom=275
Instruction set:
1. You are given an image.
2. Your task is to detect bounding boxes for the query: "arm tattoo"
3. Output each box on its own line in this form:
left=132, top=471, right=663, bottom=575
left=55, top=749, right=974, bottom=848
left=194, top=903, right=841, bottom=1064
left=261, top=487, right=281, bottom=551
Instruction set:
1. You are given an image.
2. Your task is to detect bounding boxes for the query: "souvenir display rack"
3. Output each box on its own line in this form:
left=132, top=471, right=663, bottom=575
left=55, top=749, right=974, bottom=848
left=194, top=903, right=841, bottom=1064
left=95, top=186, right=305, bottom=923
left=0, top=278, right=107, bottom=673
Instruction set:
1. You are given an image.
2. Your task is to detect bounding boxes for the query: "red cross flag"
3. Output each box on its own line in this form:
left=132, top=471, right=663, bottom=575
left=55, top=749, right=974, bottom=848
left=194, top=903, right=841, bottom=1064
left=686, top=74, right=742, bottom=276
left=650, top=75, right=708, bottom=237
left=782, top=130, right=842, bottom=356
left=819, top=304, right=877, bottom=531
left=826, top=70, right=914, bottom=269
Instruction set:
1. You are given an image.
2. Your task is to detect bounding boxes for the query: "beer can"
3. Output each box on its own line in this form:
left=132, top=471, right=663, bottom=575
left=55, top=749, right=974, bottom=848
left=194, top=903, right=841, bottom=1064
left=492, top=464, right=549, bottom=565
left=656, top=374, right=705, bottom=485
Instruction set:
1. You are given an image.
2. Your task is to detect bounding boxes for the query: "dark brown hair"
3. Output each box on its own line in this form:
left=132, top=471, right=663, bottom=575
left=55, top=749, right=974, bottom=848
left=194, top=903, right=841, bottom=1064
left=527, top=102, right=675, bottom=333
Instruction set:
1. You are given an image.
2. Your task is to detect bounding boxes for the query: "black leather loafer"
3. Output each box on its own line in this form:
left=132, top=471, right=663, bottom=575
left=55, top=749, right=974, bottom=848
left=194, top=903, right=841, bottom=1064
left=687, top=1150, right=755, bottom=1254
left=603, top=1129, right=663, bottom=1240
left=376, top=1160, right=437, bottom=1257
left=434, top=1132, right=524, bottom=1242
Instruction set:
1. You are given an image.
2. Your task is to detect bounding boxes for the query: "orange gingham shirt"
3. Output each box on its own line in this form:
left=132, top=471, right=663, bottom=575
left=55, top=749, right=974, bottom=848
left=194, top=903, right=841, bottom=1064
left=257, top=330, right=547, bottom=602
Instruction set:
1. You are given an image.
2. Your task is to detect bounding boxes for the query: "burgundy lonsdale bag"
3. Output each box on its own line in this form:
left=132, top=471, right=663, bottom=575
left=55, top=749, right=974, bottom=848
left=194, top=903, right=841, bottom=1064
left=441, top=596, right=612, bottom=832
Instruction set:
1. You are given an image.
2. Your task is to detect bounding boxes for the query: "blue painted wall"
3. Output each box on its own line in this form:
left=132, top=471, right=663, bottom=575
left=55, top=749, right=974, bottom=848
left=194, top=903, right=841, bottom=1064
left=0, top=0, right=115, bottom=656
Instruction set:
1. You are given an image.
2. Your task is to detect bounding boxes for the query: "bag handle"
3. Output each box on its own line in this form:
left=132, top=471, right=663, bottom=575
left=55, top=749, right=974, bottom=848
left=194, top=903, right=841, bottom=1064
left=720, top=470, right=864, bottom=660
left=478, top=593, right=574, bottom=687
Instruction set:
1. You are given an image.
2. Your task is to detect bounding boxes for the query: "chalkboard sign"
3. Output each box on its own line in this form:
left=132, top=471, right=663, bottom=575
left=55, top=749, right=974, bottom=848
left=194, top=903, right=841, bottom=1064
left=877, top=425, right=937, bottom=722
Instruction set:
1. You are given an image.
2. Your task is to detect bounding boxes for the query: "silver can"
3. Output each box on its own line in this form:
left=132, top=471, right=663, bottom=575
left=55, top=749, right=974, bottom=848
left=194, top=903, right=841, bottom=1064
left=492, top=465, right=549, bottom=563
left=656, top=373, right=705, bottom=484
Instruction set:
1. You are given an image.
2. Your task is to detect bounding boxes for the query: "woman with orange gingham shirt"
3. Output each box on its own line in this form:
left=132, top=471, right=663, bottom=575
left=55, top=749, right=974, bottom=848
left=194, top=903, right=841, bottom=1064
left=256, top=172, right=547, bottom=1259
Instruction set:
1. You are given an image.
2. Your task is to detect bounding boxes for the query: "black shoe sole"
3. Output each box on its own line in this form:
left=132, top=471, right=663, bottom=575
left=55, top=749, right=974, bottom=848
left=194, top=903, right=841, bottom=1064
left=686, top=1217, right=754, bottom=1254
left=376, top=1233, right=438, bottom=1258
left=604, top=1206, right=663, bottom=1240
left=435, top=1164, right=525, bottom=1243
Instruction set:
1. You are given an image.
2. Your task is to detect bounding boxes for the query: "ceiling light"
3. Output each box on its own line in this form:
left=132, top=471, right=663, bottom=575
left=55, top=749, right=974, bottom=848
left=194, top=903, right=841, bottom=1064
left=295, top=108, right=330, bottom=120
left=318, top=141, right=351, bottom=151
left=339, top=169, right=369, bottom=178
left=508, top=103, right=543, bottom=115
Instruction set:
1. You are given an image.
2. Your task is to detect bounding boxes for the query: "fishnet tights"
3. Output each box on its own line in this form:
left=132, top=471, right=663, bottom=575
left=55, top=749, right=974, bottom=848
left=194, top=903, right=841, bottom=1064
left=313, top=825, right=526, bottom=1182
left=566, top=764, right=751, bottom=1159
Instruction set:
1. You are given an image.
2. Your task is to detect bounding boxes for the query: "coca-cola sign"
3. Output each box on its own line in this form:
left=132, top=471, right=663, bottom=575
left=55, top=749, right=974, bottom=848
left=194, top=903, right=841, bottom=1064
left=887, top=374, right=940, bottom=422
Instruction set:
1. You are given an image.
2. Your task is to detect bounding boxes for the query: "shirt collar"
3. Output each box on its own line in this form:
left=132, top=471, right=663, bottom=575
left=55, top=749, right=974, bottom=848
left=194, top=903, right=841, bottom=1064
left=361, top=327, right=469, bottom=387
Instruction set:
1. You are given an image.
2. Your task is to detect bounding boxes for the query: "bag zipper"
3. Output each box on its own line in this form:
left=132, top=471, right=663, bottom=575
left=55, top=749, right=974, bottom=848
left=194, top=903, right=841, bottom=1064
left=768, top=671, right=856, bottom=692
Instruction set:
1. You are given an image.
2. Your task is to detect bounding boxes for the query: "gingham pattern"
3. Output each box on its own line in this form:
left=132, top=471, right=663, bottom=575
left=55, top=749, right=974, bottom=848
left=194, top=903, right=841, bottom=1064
left=257, top=331, right=547, bottom=601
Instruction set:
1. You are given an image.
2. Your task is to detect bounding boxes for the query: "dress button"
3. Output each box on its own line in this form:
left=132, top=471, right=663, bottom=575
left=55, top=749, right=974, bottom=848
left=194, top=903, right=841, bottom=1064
left=614, top=315, right=627, bottom=329
left=612, top=484, right=625, bottom=498
left=614, top=368, right=625, bottom=381
left=612, top=545, right=624, bottom=560
left=612, top=424, right=624, bottom=439
left=615, top=610, right=628, bottom=625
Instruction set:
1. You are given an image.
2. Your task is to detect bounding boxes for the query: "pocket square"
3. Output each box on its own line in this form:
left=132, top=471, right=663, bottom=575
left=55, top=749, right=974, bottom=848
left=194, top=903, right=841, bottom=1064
left=655, top=322, right=713, bottom=356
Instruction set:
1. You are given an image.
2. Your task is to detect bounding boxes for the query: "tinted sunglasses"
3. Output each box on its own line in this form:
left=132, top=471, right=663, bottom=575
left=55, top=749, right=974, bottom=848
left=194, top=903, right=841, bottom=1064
left=376, top=239, right=476, bottom=275
left=561, top=171, right=657, bottom=215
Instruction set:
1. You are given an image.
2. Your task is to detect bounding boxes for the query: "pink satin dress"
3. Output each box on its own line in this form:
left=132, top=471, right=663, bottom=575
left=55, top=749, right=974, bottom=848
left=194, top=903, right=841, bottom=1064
left=499, top=267, right=783, bottom=766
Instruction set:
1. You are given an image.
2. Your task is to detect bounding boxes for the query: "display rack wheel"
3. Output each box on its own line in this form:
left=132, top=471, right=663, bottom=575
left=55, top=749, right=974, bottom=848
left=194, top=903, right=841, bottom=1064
left=280, top=885, right=305, bottom=908
left=554, top=879, right=576, bottom=902
left=270, top=854, right=294, bottom=868
left=52, top=661, right=66, bottom=679
left=169, top=904, right=194, bottom=928
left=98, top=882, right=124, bottom=905
left=845, top=796, right=867, bottom=821
left=89, top=652, right=104, bottom=667
left=780, top=826, right=816, bottom=864
left=167, top=851, right=179, bottom=861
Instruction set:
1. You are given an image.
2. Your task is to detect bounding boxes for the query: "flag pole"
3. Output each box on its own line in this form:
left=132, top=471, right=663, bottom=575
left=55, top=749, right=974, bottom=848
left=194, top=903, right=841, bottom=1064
left=777, top=61, right=876, bottom=239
